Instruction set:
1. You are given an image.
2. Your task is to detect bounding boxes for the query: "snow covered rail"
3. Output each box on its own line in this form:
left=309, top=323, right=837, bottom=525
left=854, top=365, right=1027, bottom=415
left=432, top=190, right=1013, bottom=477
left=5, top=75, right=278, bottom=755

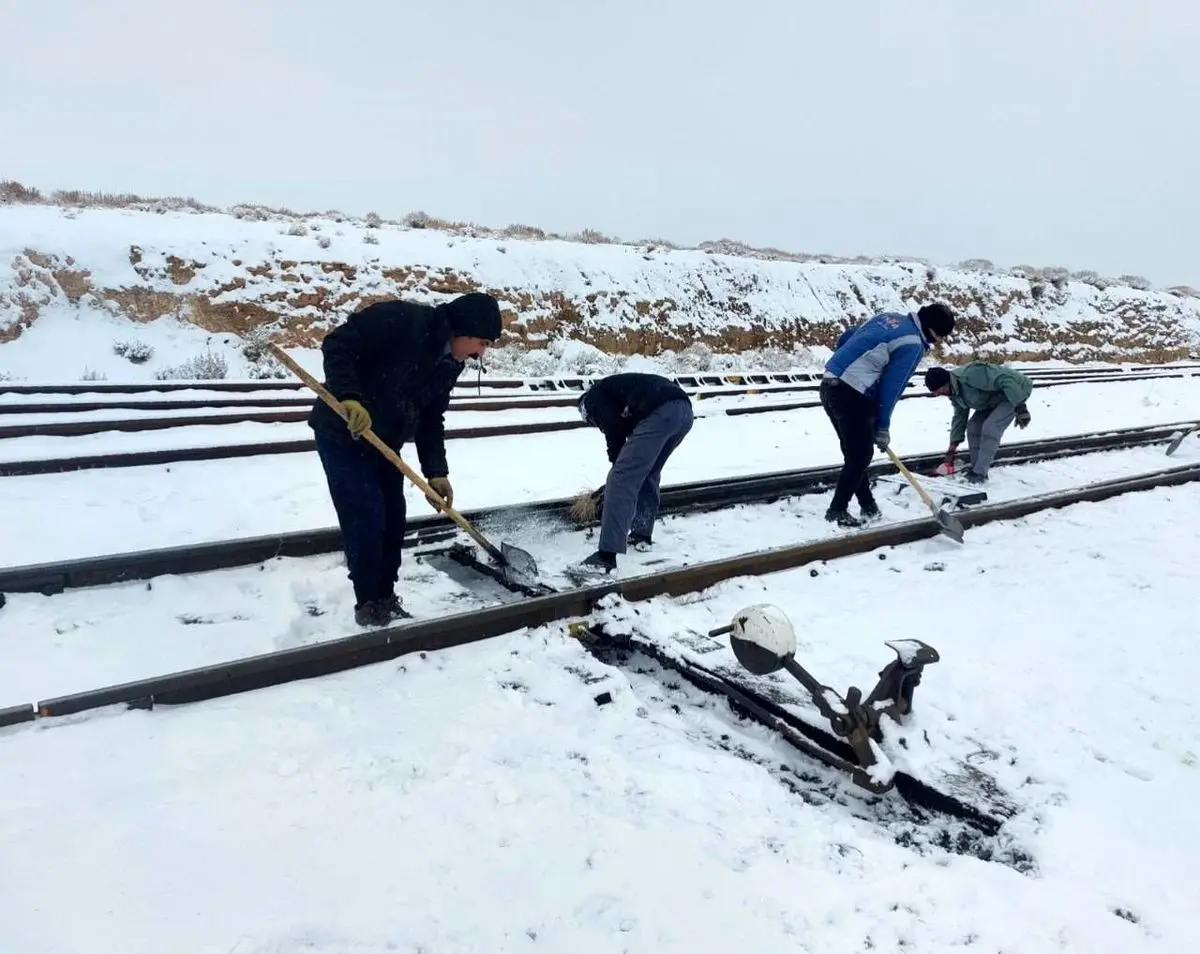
left=0, top=419, right=1195, bottom=596
left=4, top=460, right=1200, bottom=735
left=3, top=370, right=1194, bottom=472
left=0, top=419, right=1190, bottom=594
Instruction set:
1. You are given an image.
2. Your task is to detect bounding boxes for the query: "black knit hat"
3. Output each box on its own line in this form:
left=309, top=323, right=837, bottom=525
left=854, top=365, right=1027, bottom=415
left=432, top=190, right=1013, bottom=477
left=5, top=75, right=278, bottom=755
left=924, top=366, right=952, bottom=392
left=917, top=302, right=956, bottom=340
left=439, top=292, right=503, bottom=340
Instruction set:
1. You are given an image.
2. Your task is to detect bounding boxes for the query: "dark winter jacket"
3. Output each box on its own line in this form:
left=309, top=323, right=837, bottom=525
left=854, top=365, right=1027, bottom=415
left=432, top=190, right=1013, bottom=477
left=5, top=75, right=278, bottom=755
left=308, top=300, right=464, bottom=478
left=578, top=372, right=690, bottom=462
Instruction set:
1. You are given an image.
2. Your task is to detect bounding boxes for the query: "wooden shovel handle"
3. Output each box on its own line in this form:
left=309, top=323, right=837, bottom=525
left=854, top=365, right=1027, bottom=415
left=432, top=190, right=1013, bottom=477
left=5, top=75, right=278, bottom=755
left=885, top=446, right=938, bottom=512
left=267, top=343, right=505, bottom=562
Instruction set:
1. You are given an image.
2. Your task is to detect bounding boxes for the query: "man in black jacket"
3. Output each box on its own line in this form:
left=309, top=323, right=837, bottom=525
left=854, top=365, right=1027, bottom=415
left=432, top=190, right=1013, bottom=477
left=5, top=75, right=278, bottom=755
left=309, top=291, right=504, bottom=626
left=567, top=371, right=694, bottom=581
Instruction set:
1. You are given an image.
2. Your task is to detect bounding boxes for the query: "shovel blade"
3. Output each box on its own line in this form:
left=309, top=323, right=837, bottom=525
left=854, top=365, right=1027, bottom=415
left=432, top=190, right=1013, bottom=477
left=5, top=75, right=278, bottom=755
left=1165, top=429, right=1191, bottom=456
left=499, top=540, right=540, bottom=583
left=934, top=507, right=966, bottom=544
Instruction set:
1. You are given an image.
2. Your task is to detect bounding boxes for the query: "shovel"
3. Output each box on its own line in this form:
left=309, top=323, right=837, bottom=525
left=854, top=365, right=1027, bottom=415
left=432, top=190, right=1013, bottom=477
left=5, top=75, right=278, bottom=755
left=1165, top=427, right=1194, bottom=456
left=884, top=446, right=965, bottom=544
left=268, top=344, right=540, bottom=585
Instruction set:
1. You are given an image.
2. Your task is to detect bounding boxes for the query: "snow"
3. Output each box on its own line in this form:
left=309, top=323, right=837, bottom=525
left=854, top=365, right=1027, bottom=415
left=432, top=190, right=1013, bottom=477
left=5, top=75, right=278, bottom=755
left=3, top=202, right=1200, bottom=385
left=2, top=375, right=1198, bottom=565
left=1, top=439, right=1193, bottom=703
left=1, top=480, right=1197, bottom=952
left=3, top=199, right=1200, bottom=952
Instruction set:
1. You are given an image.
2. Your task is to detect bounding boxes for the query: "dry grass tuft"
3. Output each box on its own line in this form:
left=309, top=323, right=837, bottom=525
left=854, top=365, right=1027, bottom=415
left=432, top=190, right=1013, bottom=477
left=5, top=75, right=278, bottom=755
left=568, top=488, right=602, bottom=526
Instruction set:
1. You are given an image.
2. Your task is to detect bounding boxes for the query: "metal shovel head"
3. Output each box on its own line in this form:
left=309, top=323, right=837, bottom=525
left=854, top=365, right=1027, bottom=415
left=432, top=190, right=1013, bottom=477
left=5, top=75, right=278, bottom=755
left=499, top=540, right=540, bottom=584
left=1165, top=429, right=1191, bottom=456
left=933, top=506, right=966, bottom=544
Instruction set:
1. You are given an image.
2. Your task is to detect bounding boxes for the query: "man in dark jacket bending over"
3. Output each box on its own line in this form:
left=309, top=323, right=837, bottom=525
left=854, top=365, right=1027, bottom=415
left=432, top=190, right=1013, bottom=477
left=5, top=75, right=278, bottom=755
left=567, top=372, right=694, bottom=581
left=308, top=292, right=504, bottom=626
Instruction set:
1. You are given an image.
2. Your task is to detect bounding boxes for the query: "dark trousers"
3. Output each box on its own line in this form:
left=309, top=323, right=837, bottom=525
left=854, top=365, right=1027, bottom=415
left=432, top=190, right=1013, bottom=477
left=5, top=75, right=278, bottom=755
left=599, top=399, right=695, bottom=554
left=819, top=378, right=877, bottom=513
left=315, top=433, right=408, bottom=606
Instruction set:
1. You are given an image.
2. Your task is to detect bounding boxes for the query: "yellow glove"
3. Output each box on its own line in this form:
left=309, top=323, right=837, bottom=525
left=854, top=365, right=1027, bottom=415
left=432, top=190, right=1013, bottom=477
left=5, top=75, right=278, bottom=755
left=340, top=399, right=372, bottom=438
left=425, top=476, right=454, bottom=511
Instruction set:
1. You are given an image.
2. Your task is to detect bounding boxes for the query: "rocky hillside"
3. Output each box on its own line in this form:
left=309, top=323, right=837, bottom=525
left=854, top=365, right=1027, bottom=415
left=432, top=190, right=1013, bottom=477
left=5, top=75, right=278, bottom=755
left=2, top=185, right=1199, bottom=380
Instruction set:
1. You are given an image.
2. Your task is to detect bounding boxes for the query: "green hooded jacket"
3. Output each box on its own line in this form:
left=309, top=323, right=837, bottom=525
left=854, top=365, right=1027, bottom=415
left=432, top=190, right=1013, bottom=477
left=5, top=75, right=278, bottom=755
left=947, top=362, right=1034, bottom=444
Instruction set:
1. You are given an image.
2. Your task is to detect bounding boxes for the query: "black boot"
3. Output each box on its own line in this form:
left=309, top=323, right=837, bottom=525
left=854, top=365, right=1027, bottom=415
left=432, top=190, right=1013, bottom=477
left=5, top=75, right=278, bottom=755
left=379, top=592, right=407, bottom=620
left=354, top=598, right=393, bottom=628
left=566, top=549, right=617, bottom=582
left=628, top=532, right=653, bottom=551
left=824, top=506, right=864, bottom=528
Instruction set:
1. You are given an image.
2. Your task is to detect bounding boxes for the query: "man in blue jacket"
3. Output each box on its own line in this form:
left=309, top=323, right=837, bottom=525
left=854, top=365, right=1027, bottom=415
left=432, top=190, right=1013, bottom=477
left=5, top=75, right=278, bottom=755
left=819, top=303, right=957, bottom=527
left=308, top=292, right=504, bottom=626
left=566, top=372, right=694, bottom=580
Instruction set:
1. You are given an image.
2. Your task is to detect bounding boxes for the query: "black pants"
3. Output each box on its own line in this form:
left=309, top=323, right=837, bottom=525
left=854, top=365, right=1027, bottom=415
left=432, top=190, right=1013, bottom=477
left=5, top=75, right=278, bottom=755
left=315, top=432, right=408, bottom=606
left=819, top=379, right=877, bottom=513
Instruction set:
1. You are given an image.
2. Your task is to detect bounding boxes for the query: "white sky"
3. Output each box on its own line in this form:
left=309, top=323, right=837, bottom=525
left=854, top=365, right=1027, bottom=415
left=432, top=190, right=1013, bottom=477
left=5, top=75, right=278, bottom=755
left=2, top=0, right=1197, bottom=286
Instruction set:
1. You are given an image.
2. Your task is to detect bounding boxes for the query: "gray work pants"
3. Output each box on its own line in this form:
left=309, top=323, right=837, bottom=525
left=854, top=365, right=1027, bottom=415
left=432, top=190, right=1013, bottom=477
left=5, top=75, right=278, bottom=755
left=599, top=399, right=694, bottom=554
left=966, top=402, right=1017, bottom=477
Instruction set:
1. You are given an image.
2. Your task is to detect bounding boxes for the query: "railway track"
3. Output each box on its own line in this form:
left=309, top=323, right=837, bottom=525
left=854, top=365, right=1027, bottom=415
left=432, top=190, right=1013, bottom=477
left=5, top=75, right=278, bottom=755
left=3, top=359, right=1198, bottom=399
left=3, top=363, right=1196, bottom=425
left=3, top=368, right=1195, bottom=475
left=2, top=418, right=1193, bottom=596
left=2, top=455, right=1197, bottom=873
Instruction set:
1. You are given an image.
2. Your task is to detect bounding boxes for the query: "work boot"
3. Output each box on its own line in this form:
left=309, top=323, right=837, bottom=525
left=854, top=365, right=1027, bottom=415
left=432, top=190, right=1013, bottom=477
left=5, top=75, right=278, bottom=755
left=628, top=532, right=653, bottom=552
left=354, top=598, right=393, bottom=628
left=963, top=471, right=987, bottom=485
left=824, top=507, right=864, bottom=528
left=859, top=503, right=882, bottom=522
left=565, top=549, right=617, bottom=583
left=379, top=593, right=407, bottom=620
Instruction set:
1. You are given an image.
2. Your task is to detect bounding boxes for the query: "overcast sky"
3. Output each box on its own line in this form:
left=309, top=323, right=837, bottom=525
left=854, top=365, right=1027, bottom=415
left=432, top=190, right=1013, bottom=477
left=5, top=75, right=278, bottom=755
left=3, top=0, right=1197, bottom=286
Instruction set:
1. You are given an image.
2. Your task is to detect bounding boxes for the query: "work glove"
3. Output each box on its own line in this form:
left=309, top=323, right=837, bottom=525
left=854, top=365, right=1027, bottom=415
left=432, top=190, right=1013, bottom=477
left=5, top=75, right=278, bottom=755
left=340, top=399, right=372, bottom=438
left=1014, top=403, right=1031, bottom=428
left=425, top=476, right=454, bottom=511
left=873, top=427, right=890, bottom=452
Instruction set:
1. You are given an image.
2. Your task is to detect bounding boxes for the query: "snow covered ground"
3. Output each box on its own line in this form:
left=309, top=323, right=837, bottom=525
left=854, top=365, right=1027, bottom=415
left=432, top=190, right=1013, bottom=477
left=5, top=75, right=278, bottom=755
left=1, top=480, right=1196, bottom=953
left=2, top=375, right=1199, bottom=565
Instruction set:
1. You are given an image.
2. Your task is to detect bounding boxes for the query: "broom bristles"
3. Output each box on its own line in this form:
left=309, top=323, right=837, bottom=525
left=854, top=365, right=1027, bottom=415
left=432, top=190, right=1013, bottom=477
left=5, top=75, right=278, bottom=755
left=569, top=488, right=600, bottom=525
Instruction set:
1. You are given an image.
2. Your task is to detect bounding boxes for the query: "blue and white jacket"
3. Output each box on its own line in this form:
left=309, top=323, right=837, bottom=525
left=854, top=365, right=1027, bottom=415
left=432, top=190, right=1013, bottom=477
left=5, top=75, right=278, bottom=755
left=823, top=311, right=928, bottom=429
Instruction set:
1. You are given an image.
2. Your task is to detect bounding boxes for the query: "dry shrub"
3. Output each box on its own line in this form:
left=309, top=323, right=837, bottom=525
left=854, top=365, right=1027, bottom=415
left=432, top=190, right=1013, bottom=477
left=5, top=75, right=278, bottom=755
left=155, top=351, right=228, bottom=380
left=113, top=339, right=154, bottom=363
left=568, top=488, right=602, bottom=525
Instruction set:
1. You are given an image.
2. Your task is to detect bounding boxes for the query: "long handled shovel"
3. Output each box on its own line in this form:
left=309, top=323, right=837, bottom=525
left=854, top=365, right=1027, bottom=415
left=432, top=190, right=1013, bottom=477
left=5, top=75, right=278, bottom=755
left=268, top=343, right=540, bottom=585
left=884, top=446, right=965, bottom=544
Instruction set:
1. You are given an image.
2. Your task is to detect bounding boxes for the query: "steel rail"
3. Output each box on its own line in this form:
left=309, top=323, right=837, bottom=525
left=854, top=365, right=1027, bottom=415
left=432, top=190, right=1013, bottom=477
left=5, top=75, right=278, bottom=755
left=1, top=419, right=1194, bottom=596
left=4, top=367, right=1195, bottom=431
left=4, top=458, right=1197, bottom=730
left=5, top=367, right=1195, bottom=475
left=3, top=360, right=1195, bottom=400
left=0, top=368, right=1178, bottom=419
left=0, top=383, right=822, bottom=417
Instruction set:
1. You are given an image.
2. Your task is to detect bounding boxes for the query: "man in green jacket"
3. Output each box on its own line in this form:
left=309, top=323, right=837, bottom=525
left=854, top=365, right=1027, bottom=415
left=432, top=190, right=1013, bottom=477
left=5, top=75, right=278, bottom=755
left=924, top=362, right=1033, bottom=482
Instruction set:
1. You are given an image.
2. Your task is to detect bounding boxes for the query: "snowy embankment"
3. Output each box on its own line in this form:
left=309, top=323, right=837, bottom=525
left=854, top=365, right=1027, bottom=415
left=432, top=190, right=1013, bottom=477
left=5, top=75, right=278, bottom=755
left=2, top=375, right=1197, bottom=566
left=3, top=198, right=1199, bottom=386
left=1, top=482, right=1196, bottom=954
